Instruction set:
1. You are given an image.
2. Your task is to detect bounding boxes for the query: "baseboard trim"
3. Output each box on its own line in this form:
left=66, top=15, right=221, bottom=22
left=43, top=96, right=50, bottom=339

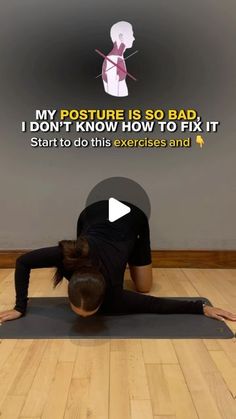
left=0, top=249, right=236, bottom=269
left=152, top=250, right=236, bottom=268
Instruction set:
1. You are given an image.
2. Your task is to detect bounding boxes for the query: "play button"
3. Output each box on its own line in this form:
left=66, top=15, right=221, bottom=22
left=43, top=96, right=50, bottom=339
left=108, top=198, right=131, bottom=222
left=86, top=177, right=151, bottom=219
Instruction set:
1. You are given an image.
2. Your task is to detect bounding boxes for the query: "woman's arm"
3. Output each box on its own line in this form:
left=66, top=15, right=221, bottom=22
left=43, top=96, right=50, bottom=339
left=100, top=289, right=236, bottom=321
left=101, top=288, right=204, bottom=314
left=3, top=246, right=63, bottom=319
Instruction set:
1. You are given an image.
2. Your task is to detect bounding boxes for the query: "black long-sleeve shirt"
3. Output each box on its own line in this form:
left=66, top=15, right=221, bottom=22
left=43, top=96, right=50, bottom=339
left=14, top=201, right=204, bottom=316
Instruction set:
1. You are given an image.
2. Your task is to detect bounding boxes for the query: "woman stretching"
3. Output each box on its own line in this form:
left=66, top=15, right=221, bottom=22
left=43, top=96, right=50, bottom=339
left=0, top=200, right=236, bottom=323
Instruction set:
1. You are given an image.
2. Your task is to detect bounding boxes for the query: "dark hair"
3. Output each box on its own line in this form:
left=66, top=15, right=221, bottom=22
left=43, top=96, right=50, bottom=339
left=52, top=236, right=106, bottom=311
left=53, top=236, right=92, bottom=287
left=68, top=270, right=106, bottom=311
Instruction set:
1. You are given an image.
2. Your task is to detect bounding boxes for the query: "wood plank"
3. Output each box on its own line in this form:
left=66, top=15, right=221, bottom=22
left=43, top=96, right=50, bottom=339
left=130, top=400, right=153, bottom=419
left=209, top=350, right=236, bottom=397
left=203, top=339, right=222, bottom=351
left=162, top=268, right=199, bottom=297
left=125, top=340, right=150, bottom=400
left=142, top=339, right=178, bottom=364
left=110, top=351, right=131, bottom=419
left=20, top=340, right=62, bottom=417
left=41, top=362, right=74, bottom=419
left=64, top=378, right=90, bottom=419
left=183, top=269, right=235, bottom=309
left=205, top=269, right=236, bottom=309
left=0, top=340, right=32, bottom=407
left=163, top=364, right=198, bottom=419
left=0, top=395, right=25, bottom=419
left=0, top=272, right=15, bottom=304
left=146, top=364, right=175, bottom=416
left=58, top=339, right=79, bottom=363
left=8, top=340, right=47, bottom=396
left=0, top=340, right=17, bottom=370
left=0, top=269, right=12, bottom=281
left=110, top=339, right=127, bottom=351
left=150, top=269, right=179, bottom=296
left=72, top=340, right=110, bottom=419
left=173, top=340, right=235, bottom=418
left=27, top=269, right=55, bottom=297
left=218, top=338, right=236, bottom=366
left=154, top=416, right=176, bottom=419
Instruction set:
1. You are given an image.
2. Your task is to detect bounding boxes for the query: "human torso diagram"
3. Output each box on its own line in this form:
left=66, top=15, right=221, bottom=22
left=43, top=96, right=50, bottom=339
left=96, top=21, right=136, bottom=97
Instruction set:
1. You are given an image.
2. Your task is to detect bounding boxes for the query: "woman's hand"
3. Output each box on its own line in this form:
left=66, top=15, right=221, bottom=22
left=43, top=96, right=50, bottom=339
left=0, top=309, right=23, bottom=324
left=203, top=305, right=236, bottom=321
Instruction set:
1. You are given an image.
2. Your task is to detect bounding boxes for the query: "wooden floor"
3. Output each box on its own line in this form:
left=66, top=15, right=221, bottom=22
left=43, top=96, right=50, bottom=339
left=0, top=267, right=236, bottom=419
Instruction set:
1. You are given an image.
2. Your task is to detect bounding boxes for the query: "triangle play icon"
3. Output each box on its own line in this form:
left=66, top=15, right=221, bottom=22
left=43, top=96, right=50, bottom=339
left=108, top=198, right=131, bottom=222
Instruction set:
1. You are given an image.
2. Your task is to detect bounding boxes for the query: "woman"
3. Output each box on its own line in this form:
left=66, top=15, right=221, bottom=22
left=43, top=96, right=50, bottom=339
left=0, top=200, right=236, bottom=323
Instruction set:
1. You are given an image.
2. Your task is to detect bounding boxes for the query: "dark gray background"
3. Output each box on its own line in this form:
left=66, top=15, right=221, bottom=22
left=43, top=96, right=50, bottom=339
left=0, top=0, right=235, bottom=249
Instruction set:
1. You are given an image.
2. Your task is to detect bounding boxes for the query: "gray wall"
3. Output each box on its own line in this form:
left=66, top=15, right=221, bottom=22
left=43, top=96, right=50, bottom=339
left=0, top=0, right=235, bottom=250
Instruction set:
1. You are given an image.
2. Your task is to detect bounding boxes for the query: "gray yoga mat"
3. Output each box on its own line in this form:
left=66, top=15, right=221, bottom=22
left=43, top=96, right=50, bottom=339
left=0, top=297, right=234, bottom=339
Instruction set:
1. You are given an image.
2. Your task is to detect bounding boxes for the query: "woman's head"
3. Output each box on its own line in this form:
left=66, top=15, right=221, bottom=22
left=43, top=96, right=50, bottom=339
left=68, top=270, right=106, bottom=317
left=52, top=236, right=106, bottom=317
